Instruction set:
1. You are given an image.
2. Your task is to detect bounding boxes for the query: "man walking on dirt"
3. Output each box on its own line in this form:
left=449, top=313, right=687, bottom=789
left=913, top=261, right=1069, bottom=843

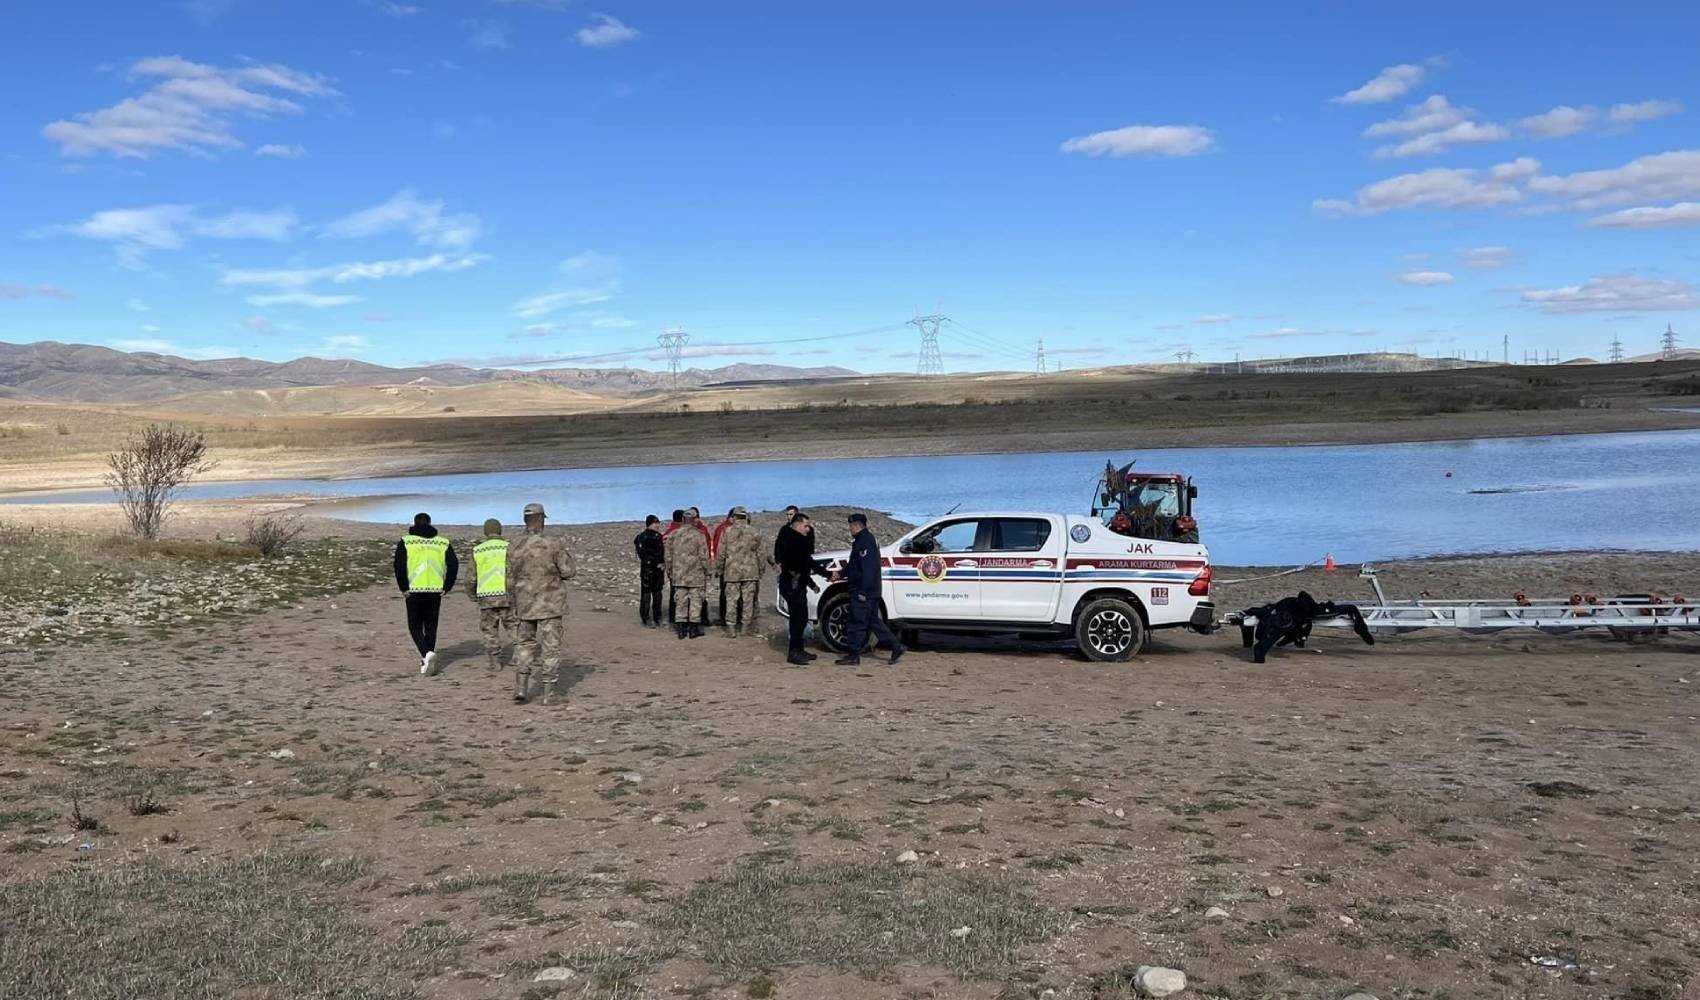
left=835, top=512, right=904, bottom=667
left=775, top=511, right=830, bottom=666
left=665, top=507, right=710, bottom=639
left=508, top=502, right=576, bottom=704
left=713, top=507, right=764, bottom=638
left=633, top=514, right=666, bottom=628
left=468, top=518, right=516, bottom=671
left=394, top=512, right=458, bottom=676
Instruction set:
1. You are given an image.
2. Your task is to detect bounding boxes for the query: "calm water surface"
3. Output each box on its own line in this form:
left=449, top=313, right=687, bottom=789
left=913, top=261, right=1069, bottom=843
left=11, top=429, right=1699, bottom=565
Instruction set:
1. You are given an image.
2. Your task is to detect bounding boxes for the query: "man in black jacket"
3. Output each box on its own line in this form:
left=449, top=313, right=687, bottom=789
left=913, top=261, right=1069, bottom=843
left=392, top=512, right=459, bottom=675
left=835, top=512, right=904, bottom=667
left=774, top=511, right=829, bottom=666
left=633, top=514, right=666, bottom=628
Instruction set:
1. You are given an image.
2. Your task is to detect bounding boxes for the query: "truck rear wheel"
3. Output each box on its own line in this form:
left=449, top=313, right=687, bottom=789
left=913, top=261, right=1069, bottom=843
left=1075, top=597, right=1145, bottom=662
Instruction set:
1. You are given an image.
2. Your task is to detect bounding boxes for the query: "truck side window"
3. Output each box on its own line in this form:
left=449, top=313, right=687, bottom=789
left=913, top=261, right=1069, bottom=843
left=992, top=518, right=1051, bottom=552
left=928, top=521, right=980, bottom=554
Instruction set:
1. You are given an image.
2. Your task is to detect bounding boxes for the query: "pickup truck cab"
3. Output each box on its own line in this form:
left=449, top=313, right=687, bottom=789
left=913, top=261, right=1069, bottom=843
left=783, top=512, right=1213, bottom=661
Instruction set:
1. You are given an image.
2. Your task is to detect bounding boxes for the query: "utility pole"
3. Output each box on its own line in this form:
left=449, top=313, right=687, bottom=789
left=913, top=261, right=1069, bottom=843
left=1034, top=338, right=1048, bottom=376
left=1502, top=334, right=1509, bottom=365
left=1609, top=337, right=1624, bottom=363
left=656, top=327, right=689, bottom=387
left=1663, top=323, right=1680, bottom=358
left=909, top=313, right=946, bottom=376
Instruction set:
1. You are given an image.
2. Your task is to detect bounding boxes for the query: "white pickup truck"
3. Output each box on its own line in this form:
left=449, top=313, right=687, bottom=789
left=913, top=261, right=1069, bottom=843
left=782, top=511, right=1214, bottom=661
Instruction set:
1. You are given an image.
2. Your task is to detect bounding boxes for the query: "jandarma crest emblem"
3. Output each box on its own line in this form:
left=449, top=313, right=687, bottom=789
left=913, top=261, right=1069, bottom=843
left=917, top=555, right=948, bottom=583
left=1070, top=524, right=1092, bottom=543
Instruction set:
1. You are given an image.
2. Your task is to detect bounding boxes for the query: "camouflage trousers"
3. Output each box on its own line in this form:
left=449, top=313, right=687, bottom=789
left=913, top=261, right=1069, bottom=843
left=513, top=616, right=562, bottom=698
left=479, top=605, right=516, bottom=660
left=674, top=587, right=704, bottom=624
left=723, top=579, right=760, bottom=633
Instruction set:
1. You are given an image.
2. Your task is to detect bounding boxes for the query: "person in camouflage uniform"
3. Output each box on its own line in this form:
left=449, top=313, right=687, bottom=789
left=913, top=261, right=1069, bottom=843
left=508, top=502, right=576, bottom=704
left=713, top=507, right=764, bottom=638
left=665, top=507, right=710, bottom=640
left=468, top=518, right=516, bottom=671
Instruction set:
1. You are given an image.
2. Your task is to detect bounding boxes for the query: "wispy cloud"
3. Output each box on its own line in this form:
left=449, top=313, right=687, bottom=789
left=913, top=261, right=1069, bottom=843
left=0, top=282, right=76, bottom=301
left=1607, top=99, right=1683, bottom=126
left=222, top=252, right=488, bottom=290
left=512, top=252, right=623, bottom=319
left=52, top=203, right=296, bottom=268
left=465, top=19, right=510, bottom=49
left=1528, top=149, right=1700, bottom=209
left=575, top=13, right=641, bottom=47
left=314, top=334, right=371, bottom=356
left=108, top=337, right=237, bottom=359
left=1520, top=105, right=1597, bottom=139
left=246, top=292, right=364, bottom=308
left=256, top=142, right=305, bottom=158
left=1587, top=202, right=1700, bottom=230
left=1060, top=124, right=1215, bottom=158
left=1521, top=274, right=1699, bottom=314
left=127, top=297, right=150, bottom=311
left=1315, top=157, right=1539, bottom=216
left=1396, top=271, right=1455, bottom=286
left=1365, top=96, right=1507, bottom=158
left=1459, top=246, right=1514, bottom=270
left=1332, top=62, right=1427, bottom=105
left=322, top=190, right=482, bottom=250
left=241, top=315, right=272, bottom=332
left=363, top=0, right=421, bottom=15
left=43, top=56, right=335, bottom=159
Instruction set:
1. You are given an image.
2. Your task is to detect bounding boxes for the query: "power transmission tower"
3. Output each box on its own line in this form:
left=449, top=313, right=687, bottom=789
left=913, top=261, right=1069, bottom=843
left=1609, top=337, right=1624, bottom=362
left=656, top=327, right=689, bottom=386
left=1663, top=324, right=1680, bottom=358
left=1034, top=338, right=1048, bottom=375
left=1502, top=334, right=1509, bottom=365
left=909, top=313, right=946, bottom=376
left=1174, top=347, right=1196, bottom=363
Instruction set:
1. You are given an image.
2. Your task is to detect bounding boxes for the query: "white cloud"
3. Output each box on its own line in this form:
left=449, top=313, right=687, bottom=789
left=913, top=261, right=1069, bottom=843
left=1196, top=314, right=1233, bottom=324
left=322, top=190, right=482, bottom=250
left=1365, top=97, right=1507, bottom=158
left=1607, top=99, right=1682, bottom=125
left=364, top=0, right=421, bottom=15
left=0, top=283, right=76, bottom=300
left=1520, top=105, right=1597, bottom=139
left=1587, top=202, right=1700, bottom=230
left=241, top=315, right=272, bottom=332
left=246, top=291, right=364, bottom=308
left=1397, top=271, right=1455, bottom=286
left=315, top=334, right=371, bottom=356
left=1459, top=246, right=1514, bottom=270
left=1521, top=274, right=1699, bottom=314
left=108, top=337, right=237, bottom=359
left=1315, top=157, right=1539, bottom=216
left=221, top=252, right=488, bottom=290
left=127, top=297, right=150, bottom=311
left=42, top=56, right=335, bottom=159
left=1060, top=124, right=1215, bottom=159
left=512, top=252, right=623, bottom=319
left=1528, top=149, right=1700, bottom=209
left=194, top=209, right=297, bottom=241
left=493, top=0, right=568, bottom=7
left=256, top=142, right=306, bottom=158
left=465, top=19, right=510, bottom=49
left=575, top=13, right=641, bottom=47
left=141, top=323, right=162, bottom=333
left=1332, top=63, right=1426, bottom=105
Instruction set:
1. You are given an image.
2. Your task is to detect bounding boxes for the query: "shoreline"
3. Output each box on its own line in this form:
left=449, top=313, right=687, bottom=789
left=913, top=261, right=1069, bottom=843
left=4, top=408, right=1699, bottom=498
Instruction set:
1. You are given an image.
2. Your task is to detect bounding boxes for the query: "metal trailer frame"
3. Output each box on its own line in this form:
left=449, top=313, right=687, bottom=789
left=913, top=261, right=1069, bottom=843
left=1226, top=565, right=1700, bottom=639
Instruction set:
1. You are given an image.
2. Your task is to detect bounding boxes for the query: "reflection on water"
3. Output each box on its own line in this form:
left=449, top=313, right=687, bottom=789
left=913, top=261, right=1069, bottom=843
left=10, top=429, right=1700, bottom=565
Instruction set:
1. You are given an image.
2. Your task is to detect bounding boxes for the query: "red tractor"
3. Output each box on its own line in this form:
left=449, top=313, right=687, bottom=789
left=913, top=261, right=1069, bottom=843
left=1092, top=460, right=1200, bottom=544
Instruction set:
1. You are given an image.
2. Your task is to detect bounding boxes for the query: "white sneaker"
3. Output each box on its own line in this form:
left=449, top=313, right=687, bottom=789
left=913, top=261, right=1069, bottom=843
left=422, top=651, right=437, bottom=675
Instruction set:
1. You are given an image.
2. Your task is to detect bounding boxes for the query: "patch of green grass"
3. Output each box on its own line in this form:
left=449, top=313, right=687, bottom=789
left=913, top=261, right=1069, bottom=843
left=0, top=852, right=411, bottom=1000
left=0, top=808, right=54, bottom=832
left=660, top=858, right=1057, bottom=977
left=402, top=870, right=588, bottom=918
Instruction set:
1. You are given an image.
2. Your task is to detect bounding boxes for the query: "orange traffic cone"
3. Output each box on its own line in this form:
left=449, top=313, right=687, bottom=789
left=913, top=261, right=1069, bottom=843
left=1324, top=553, right=1336, bottom=573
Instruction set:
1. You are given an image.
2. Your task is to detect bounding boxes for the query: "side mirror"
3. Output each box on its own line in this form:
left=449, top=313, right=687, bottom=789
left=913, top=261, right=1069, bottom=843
left=898, top=540, right=913, bottom=555
left=1189, top=485, right=1199, bottom=499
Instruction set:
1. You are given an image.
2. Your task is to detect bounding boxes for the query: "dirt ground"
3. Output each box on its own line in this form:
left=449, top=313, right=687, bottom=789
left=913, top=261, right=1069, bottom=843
left=3, top=504, right=1698, bottom=1000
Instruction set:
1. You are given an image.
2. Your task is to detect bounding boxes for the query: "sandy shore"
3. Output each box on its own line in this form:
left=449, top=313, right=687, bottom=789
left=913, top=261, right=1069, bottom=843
left=3, top=406, right=1698, bottom=496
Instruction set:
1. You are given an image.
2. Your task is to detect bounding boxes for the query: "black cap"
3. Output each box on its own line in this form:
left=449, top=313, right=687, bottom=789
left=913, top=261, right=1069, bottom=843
left=645, top=514, right=660, bottom=526
left=848, top=512, right=867, bottom=525
left=413, top=512, right=431, bottom=527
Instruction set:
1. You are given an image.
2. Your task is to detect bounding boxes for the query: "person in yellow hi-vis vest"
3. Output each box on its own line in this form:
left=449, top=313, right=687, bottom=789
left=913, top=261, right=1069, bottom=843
left=392, top=512, right=458, bottom=676
left=467, top=518, right=516, bottom=672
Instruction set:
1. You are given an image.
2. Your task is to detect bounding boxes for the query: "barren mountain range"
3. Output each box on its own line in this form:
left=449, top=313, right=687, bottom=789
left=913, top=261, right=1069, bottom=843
left=0, top=340, right=858, bottom=404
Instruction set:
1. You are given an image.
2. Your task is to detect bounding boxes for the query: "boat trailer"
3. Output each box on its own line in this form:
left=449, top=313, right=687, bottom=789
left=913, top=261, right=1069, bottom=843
left=1225, top=565, right=1700, bottom=642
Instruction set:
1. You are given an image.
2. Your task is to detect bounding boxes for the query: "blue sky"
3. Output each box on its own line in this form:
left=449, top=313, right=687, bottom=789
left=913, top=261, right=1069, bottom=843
left=1, top=0, right=1696, bottom=373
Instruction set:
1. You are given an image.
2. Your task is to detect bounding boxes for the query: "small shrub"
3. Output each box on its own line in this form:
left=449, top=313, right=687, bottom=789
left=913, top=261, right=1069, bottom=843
left=104, top=424, right=216, bottom=540
left=245, top=514, right=305, bottom=558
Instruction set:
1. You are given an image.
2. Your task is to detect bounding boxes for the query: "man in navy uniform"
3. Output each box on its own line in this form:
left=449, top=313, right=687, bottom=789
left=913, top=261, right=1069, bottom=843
left=834, top=512, right=905, bottom=667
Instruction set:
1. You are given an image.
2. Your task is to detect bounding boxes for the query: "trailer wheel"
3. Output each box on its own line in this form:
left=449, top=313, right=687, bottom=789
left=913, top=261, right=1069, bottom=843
left=1076, top=597, right=1145, bottom=662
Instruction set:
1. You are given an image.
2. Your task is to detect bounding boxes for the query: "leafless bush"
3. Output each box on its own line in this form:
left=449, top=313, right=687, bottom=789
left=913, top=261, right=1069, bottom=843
left=245, top=514, right=305, bottom=557
left=104, top=424, right=215, bottom=540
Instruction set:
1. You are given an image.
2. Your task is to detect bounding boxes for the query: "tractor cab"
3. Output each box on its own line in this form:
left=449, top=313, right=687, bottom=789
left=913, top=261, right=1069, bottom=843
left=1091, top=460, right=1200, bottom=544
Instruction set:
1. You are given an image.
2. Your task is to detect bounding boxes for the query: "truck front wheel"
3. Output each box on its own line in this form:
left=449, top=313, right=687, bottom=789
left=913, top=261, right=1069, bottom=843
left=816, top=591, right=875, bottom=654
left=1075, top=597, right=1146, bottom=662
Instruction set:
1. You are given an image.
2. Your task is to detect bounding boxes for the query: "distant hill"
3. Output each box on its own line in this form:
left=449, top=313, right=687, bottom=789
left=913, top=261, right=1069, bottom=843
left=0, top=340, right=858, bottom=404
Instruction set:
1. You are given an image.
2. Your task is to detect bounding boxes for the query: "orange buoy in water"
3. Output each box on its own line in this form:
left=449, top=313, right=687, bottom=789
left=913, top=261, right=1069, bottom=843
left=1324, top=553, right=1336, bottom=573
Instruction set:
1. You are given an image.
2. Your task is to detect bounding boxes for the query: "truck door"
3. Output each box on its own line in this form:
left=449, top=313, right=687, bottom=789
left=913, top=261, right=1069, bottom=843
left=978, top=516, right=1064, bottom=622
left=889, top=518, right=984, bottom=621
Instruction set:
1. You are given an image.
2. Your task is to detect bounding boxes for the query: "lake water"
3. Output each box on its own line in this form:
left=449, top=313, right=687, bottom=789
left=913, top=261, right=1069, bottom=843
left=11, top=429, right=1700, bottom=566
